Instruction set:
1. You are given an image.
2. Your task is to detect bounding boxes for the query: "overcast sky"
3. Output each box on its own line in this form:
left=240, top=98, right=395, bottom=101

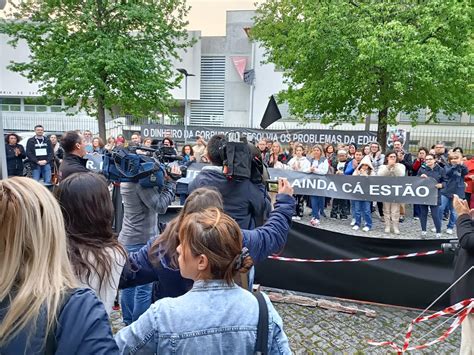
left=187, top=0, right=255, bottom=35
left=0, top=0, right=256, bottom=35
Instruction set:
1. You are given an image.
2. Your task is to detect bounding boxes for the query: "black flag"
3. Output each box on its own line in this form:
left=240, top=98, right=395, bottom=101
left=260, top=95, right=282, bottom=129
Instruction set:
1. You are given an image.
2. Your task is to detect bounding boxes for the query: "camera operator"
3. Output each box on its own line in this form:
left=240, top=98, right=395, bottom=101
left=452, top=194, right=474, bottom=353
left=188, top=134, right=271, bottom=229
left=119, top=163, right=180, bottom=325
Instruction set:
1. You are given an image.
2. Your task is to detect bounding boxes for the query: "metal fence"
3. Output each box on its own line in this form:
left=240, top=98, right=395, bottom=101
left=3, top=113, right=473, bottom=154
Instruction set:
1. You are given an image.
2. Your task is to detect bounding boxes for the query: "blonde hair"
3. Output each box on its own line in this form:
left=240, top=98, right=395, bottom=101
left=0, top=177, right=77, bottom=345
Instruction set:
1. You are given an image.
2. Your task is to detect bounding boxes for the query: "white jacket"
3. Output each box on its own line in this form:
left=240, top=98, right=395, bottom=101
left=287, top=156, right=311, bottom=172
left=310, top=157, right=329, bottom=175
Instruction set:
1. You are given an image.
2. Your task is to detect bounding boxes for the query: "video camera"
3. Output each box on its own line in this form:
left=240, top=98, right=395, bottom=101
left=219, top=133, right=268, bottom=184
left=102, top=145, right=185, bottom=188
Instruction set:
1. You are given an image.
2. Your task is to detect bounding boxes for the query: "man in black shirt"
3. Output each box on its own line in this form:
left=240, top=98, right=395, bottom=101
left=58, top=131, right=89, bottom=181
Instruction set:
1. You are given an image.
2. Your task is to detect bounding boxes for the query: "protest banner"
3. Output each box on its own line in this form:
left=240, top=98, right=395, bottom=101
left=141, top=124, right=378, bottom=147
left=180, top=164, right=438, bottom=205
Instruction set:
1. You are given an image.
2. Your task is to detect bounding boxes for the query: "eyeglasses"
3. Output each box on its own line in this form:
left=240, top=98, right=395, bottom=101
left=388, top=156, right=396, bottom=158
left=425, top=158, right=434, bottom=161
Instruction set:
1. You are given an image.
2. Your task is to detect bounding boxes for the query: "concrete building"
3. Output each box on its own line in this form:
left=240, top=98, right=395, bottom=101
left=1, top=10, right=472, bottom=142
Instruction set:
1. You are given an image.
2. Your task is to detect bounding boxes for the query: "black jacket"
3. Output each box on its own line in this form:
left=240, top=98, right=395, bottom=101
left=5, top=144, right=26, bottom=176
left=188, top=166, right=271, bottom=229
left=25, top=136, right=54, bottom=166
left=451, top=214, right=474, bottom=304
left=417, top=164, right=446, bottom=205
left=399, top=152, right=413, bottom=175
left=58, top=154, right=89, bottom=182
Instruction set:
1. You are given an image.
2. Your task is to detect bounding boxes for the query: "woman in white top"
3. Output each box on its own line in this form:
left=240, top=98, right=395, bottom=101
left=309, top=144, right=329, bottom=227
left=287, top=145, right=310, bottom=220
left=55, top=173, right=126, bottom=315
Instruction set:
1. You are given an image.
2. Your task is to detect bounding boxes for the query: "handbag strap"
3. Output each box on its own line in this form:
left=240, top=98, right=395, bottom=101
left=253, top=291, right=269, bottom=355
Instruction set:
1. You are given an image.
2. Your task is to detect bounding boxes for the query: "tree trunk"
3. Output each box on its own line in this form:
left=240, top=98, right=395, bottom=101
left=377, top=107, right=388, bottom=153
left=97, top=95, right=106, bottom=141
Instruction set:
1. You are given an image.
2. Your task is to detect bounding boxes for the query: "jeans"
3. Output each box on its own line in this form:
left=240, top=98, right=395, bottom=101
left=32, top=163, right=51, bottom=184
left=439, top=195, right=457, bottom=229
left=413, top=204, right=421, bottom=218
left=354, top=201, right=372, bottom=228
left=350, top=200, right=356, bottom=219
left=121, top=244, right=153, bottom=325
left=179, top=194, right=187, bottom=205
left=310, top=195, right=325, bottom=219
left=419, top=205, right=441, bottom=233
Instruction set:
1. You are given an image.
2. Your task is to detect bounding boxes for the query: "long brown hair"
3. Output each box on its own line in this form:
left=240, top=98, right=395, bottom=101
left=55, top=173, right=126, bottom=292
left=149, top=187, right=224, bottom=268
left=178, top=208, right=253, bottom=285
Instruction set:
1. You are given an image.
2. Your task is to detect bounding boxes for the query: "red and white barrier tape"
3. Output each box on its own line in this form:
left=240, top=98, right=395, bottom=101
left=368, top=298, right=474, bottom=353
left=268, top=249, right=443, bottom=263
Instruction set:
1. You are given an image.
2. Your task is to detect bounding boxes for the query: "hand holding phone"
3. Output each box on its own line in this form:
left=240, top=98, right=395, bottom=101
left=278, top=178, right=293, bottom=195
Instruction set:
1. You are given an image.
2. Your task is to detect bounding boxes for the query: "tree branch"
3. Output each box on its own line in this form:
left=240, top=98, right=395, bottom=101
left=420, top=26, right=443, bottom=44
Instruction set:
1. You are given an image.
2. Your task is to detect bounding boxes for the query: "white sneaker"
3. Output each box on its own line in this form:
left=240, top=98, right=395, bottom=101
left=310, top=218, right=320, bottom=227
left=414, top=217, right=419, bottom=221
left=362, top=226, right=370, bottom=232
left=421, top=231, right=427, bottom=236
left=384, top=226, right=391, bottom=233
left=352, top=225, right=360, bottom=231
left=431, top=227, right=437, bottom=233
left=436, top=233, right=442, bottom=238
left=446, top=228, right=453, bottom=235
left=350, top=218, right=356, bottom=226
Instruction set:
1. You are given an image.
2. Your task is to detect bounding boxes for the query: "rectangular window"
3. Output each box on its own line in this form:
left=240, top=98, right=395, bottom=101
left=190, top=56, right=225, bottom=126
left=24, top=96, right=48, bottom=105
left=1, top=97, right=21, bottom=111
left=2, top=97, right=21, bottom=105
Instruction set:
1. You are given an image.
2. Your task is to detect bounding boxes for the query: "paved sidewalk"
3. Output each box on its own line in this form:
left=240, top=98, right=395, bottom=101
left=298, top=204, right=456, bottom=240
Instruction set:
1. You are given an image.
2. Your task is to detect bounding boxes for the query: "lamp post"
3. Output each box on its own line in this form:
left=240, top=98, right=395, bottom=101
left=177, top=68, right=195, bottom=143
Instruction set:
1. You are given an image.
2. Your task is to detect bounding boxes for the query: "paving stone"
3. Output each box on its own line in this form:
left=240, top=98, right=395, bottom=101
left=300, top=204, right=455, bottom=240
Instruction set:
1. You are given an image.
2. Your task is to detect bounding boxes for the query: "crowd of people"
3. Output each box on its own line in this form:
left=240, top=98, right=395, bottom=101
left=2, top=125, right=474, bottom=353
left=254, top=138, right=474, bottom=237
left=5, top=126, right=474, bottom=236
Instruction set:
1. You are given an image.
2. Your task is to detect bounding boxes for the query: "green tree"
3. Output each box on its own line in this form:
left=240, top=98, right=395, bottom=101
left=1, top=0, right=193, bottom=139
left=252, top=0, right=473, bottom=149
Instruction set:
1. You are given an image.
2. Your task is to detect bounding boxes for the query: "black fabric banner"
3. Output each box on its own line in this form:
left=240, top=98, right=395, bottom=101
left=178, top=164, right=438, bottom=205
left=255, top=222, right=455, bottom=309
left=141, top=124, right=378, bottom=146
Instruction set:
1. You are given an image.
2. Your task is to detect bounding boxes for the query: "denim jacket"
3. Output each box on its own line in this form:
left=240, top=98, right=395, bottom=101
left=115, top=280, right=291, bottom=354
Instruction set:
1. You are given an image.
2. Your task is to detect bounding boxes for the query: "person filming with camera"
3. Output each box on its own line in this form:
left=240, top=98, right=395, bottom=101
left=188, top=134, right=271, bottom=229
left=118, top=158, right=180, bottom=325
